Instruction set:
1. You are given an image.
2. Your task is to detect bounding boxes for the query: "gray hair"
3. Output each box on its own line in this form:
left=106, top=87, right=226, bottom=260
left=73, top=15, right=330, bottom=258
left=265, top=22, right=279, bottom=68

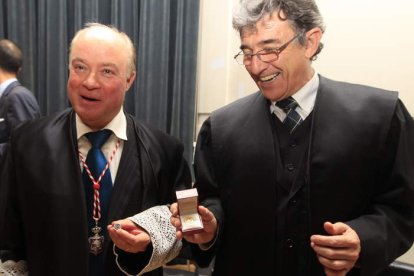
left=69, top=23, right=136, bottom=77
left=233, top=0, right=325, bottom=60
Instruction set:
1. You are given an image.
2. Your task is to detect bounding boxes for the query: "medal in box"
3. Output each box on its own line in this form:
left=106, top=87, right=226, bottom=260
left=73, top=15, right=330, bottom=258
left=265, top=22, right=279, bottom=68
left=176, top=188, right=204, bottom=234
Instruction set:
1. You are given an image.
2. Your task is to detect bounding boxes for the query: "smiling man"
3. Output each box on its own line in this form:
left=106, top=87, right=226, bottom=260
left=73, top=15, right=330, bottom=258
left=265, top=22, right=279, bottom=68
left=0, top=23, right=191, bottom=276
left=170, top=0, right=414, bottom=275
left=67, top=25, right=136, bottom=131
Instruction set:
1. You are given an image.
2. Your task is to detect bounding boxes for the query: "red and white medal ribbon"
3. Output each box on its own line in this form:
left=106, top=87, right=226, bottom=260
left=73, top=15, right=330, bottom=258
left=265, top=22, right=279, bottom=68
left=78, top=138, right=120, bottom=222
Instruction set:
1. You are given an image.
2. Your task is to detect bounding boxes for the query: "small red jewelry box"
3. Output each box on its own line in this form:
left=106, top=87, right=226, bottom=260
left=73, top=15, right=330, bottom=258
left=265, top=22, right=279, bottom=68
left=176, top=188, right=204, bottom=234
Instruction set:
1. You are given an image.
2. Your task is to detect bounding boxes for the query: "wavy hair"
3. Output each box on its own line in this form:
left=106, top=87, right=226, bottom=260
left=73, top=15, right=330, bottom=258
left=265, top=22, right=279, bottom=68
left=233, top=0, right=325, bottom=60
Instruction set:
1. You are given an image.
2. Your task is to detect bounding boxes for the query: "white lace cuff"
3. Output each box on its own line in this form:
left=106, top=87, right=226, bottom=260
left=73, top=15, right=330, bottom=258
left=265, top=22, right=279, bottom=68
left=0, top=260, right=28, bottom=276
left=114, top=205, right=182, bottom=275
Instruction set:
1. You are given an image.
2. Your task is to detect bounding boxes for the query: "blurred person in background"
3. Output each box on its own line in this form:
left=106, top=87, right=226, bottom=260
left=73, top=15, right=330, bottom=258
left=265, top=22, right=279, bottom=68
left=0, top=39, right=40, bottom=158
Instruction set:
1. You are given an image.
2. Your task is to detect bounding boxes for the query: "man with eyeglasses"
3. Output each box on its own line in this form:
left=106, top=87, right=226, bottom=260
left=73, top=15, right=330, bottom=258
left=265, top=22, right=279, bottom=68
left=170, top=0, right=414, bottom=275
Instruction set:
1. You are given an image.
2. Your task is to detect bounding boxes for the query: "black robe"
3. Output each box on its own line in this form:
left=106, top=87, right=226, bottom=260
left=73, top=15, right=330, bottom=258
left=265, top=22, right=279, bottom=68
left=192, top=75, right=414, bottom=275
left=0, top=109, right=191, bottom=275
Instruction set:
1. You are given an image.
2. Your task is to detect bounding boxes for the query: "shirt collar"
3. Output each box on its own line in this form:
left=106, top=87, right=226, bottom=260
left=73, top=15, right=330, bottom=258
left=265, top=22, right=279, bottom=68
left=290, top=71, right=319, bottom=117
left=76, top=107, right=128, bottom=140
left=0, top=78, right=18, bottom=99
left=270, top=71, right=319, bottom=118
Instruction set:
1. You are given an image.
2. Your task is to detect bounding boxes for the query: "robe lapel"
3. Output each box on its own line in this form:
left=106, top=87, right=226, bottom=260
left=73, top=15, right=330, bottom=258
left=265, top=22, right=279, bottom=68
left=245, top=94, right=278, bottom=194
left=108, top=117, right=142, bottom=223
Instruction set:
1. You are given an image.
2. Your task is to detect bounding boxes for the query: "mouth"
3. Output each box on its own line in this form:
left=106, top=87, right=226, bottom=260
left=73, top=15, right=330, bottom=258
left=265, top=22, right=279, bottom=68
left=81, top=95, right=99, bottom=102
left=260, top=72, right=280, bottom=83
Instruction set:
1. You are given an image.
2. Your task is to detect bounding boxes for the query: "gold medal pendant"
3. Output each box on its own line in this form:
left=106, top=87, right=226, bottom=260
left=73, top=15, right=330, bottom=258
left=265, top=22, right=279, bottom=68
left=89, top=225, right=104, bottom=255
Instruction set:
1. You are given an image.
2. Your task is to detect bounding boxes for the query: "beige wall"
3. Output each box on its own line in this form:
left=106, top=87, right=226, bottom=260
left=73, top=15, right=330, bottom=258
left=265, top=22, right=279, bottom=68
left=315, top=0, right=414, bottom=112
left=197, top=0, right=414, bottom=264
left=196, top=0, right=255, bottom=134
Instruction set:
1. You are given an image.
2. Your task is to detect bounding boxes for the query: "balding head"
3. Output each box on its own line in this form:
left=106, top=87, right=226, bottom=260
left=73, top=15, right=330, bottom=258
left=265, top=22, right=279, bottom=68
left=69, top=23, right=136, bottom=78
left=0, top=39, right=23, bottom=74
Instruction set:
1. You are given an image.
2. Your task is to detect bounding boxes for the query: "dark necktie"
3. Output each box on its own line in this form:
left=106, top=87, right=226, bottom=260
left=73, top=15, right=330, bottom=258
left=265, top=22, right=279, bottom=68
left=276, top=97, right=303, bottom=133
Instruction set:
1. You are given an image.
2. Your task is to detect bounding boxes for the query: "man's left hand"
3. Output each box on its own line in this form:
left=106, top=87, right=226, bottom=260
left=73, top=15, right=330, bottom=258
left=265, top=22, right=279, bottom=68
left=310, top=221, right=361, bottom=276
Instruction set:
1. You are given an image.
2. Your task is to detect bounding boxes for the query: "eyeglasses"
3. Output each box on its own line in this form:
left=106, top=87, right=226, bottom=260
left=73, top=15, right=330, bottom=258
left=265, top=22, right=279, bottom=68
left=234, top=34, right=300, bottom=66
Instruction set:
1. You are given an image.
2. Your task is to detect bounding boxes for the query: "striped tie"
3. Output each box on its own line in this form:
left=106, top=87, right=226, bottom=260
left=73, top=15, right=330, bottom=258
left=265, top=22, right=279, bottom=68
left=276, top=97, right=303, bottom=133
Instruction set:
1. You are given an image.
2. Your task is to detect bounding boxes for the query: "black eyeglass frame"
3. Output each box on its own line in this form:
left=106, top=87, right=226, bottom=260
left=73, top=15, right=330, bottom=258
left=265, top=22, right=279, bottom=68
left=234, top=34, right=300, bottom=66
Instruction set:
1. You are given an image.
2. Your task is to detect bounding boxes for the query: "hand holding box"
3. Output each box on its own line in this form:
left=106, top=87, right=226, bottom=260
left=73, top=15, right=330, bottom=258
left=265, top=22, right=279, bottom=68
left=176, top=188, right=204, bottom=234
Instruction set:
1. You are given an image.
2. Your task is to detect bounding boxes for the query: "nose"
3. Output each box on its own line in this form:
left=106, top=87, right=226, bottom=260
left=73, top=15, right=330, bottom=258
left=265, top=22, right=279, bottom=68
left=248, top=55, right=267, bottom=75
left=83, top=71, right=100, bottom=89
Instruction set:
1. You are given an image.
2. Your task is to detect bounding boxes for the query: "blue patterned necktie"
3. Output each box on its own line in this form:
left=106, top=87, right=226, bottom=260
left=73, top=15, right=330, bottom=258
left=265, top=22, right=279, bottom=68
left=276, top=97, right=303, bottom=133
left=82, top=129, right=113, bottom=242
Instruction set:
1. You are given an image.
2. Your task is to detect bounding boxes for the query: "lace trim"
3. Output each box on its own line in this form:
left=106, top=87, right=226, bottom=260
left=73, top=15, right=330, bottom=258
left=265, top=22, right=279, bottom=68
left=0, top=260, right=28, bottom=276
left=114, top=205, right=182, bottom=275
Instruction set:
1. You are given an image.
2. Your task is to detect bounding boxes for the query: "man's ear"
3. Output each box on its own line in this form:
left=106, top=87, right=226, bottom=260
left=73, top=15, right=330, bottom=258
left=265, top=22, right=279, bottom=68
left=125, top=70, right=137, bottom=91
left=304, top=27, right=323, bottom=59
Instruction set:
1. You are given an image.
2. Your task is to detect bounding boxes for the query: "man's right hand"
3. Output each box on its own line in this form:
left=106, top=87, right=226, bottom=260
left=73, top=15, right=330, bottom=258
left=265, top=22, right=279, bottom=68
left=170, top=203, right=218, bottom=244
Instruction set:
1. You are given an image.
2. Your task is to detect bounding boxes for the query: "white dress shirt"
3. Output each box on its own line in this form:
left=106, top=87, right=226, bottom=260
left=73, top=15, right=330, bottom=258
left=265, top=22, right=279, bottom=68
left=0, top=78, right=17, bottom=99
left=76, top=108, right=127, bottom=184
left=271, top=71, right=319, bottom=121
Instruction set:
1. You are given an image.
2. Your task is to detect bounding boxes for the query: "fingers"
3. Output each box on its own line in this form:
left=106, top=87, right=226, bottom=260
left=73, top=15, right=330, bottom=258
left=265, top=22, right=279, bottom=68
left=311, top=242, right=359, bottom=261
left=312, top=245, right=357, bottom=273
left=311, top=222, right=360, bottom=250
left=323, top=221, right=348, bottom=236
left=170, top=203, right=184, bottom=240
left=107, top=219, right=151, bottom=253
left=182, top=206, right=217, bottom=244
left=170, top=203, right=182, bottom=228
left=170, top=204, right=218, bottom=245
left=311, top=222, right=360, bottom=273
left=170, top=202, right=179, bottom=216
left=198, top=206, right=216, bottom=224
left=112, top=232, right=151, bottom=253
left=108, top=219, right=142, bottom=233
left=324, top=266, right=348, bottom=276
left=315, top=251, right=355, bottom=271
left=170, top=203, right=186, bottom=241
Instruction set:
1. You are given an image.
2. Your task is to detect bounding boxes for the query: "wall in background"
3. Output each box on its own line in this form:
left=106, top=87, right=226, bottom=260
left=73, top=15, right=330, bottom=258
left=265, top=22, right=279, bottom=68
left=315, top=0, right=414, bottom=113
left=197, top=0, right=414, bottom=264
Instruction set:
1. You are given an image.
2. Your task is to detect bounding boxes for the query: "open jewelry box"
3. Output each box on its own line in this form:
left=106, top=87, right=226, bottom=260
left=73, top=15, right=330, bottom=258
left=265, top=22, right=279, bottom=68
left=176, top=188, right=204, bottom=234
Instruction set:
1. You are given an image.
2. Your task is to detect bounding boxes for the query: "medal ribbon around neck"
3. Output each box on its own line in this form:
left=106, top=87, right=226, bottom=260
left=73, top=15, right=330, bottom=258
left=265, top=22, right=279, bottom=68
left=78, top=138, right=120, bottom=222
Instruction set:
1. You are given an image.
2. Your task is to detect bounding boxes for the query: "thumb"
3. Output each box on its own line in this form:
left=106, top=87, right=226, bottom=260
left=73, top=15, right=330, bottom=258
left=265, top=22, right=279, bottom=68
left=198, top=206, right=213, bottom=220
left=324, top=221, right=347, bottom=236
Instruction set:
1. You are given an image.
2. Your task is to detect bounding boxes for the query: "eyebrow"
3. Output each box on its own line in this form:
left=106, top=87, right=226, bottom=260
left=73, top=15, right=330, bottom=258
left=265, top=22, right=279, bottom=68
left=101, top=63, right=118, bottom=69
left=71, top=58, right=118, bottom=69
left=71, top=57, right=85, bottom=63
left=240, top=38, right=283, bottom=51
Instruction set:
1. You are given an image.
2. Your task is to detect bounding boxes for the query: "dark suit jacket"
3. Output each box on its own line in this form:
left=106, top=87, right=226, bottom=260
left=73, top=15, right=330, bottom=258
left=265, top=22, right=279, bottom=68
left=0, top=80, right=40, bottom=144
left=192, top=75, right=414, bottom=275
left=0, top=80, right=40, bottom=161
left=0, top=109, right=191, bottom=276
